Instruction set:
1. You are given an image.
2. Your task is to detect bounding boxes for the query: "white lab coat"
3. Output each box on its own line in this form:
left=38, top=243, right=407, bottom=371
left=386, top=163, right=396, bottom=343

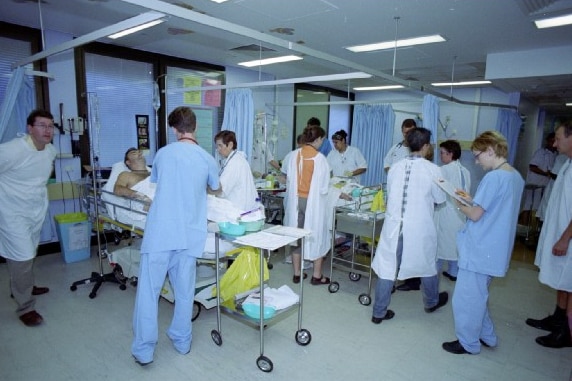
left=219, top=150, right=258, bottom=212
left=284, top=148, right=331, bottom=260
left=0, top=135, right=56, bottom=261
left=535, top=158, right=572, bottom=292
left=372, top=157, right=445, bottom=280
left=434, top=160, right=471, bottom=261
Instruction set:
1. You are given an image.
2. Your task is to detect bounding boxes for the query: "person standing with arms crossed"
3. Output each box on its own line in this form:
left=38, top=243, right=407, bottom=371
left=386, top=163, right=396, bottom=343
left=131, top=106, right=220, bottom=365
left=0, top=110, right=56, bottom=326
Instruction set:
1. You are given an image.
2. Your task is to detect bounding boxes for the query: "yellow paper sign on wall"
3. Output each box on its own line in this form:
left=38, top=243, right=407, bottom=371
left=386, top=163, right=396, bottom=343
left=183, top=76, right=202, bottom=105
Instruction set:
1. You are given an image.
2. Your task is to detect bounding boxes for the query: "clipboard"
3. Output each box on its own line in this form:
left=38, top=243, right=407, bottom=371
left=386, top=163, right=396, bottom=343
left=433, top=178, right=472, bottom=206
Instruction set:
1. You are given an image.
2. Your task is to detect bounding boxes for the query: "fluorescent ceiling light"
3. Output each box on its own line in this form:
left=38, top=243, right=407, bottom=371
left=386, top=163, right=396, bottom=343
left=238, top=55, right=303, bottom=67
left=534, top=13, right=572, bottom=29
left=108, top=19, right=165, bottom=39
left=566, top=103, right=572, bottom=107
left=209, top=0, right=229, bottom=3
left=354, top=85, right=405, bottom=91
left=346, top=34, right=446, bottom=53
left=13, top=11, right=165, bottom=68
left=432, top=80, right=491, bottom=87
left=168, top=72, right=372, bottom=92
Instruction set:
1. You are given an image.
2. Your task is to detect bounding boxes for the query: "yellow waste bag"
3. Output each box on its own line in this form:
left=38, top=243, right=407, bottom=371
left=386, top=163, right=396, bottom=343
left=212, top=246, right=270, bottom=302
left=370, top=190, right=386, bottom=213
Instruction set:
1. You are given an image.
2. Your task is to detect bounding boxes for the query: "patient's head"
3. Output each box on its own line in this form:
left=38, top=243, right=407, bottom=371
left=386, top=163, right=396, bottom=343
left=124, top=148, right=147, bottom=171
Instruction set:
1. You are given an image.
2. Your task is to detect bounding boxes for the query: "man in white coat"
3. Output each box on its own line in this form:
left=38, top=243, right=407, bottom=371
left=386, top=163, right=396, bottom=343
left=529, top=123, right=572, bottom=348
left=434, top=140, right=471, bottom=281
left=371, top=127, right=448, bottom=324
left=0, top=110, right=57, bottom=327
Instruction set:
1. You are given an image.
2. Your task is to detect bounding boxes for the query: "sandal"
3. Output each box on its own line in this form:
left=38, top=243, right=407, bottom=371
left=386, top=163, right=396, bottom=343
left=310, top=275, right=330, bottom=285
left=293, top=273, right=308, bottom=284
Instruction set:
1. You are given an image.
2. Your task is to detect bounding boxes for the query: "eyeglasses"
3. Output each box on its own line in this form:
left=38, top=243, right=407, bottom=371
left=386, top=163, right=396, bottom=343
left=33, top=124, right=55, bottom=131
left=332, top=134, right=343, bottom=141
left=473, top=151, right=484, bottom=160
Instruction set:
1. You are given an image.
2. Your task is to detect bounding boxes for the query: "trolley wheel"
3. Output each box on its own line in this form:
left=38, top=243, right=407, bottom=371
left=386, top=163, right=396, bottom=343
left=358, top=293, right=371, bottom=306
left=349, top=272, right=361, bottom=281
left=211, top=329, right=222, bottom=346
left=191, top=301, right=201, bottom=322
left=256, top=355, right=273, bottom=372
left=267, top=262, right=274, bottom=270
left=119, top=284, right=127, bottom=291
left=328, top=281, right=340, bottom=293
left=295, top=329, right=312, bottom=346
left=89, top=292, right=97, bottom=299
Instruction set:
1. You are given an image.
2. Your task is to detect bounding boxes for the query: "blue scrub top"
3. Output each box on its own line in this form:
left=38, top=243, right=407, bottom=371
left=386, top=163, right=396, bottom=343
left=457, top=169, right=524, bottom=277
left=141, top=142, right=219, bottom=255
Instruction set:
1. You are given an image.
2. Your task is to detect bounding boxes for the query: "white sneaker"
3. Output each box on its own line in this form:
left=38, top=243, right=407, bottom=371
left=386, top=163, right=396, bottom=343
left=303, top=260, right=313, bottom=269
left=284, top=255, right=292, bottom=264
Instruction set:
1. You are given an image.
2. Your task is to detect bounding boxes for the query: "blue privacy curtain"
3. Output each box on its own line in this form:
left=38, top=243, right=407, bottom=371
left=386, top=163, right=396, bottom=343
left=422, top=94, right=439, bottom=162
left=496, top=93, right=521, bottom=165
left=221, top=88, right=254, bottom=160
left=0, top=66, right=34, bottom=143
left=352, top=104, right=395, bottom=186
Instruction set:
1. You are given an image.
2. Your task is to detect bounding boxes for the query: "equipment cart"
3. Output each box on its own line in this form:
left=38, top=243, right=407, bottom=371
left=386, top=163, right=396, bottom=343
left=211, top=225, right=312, bottom=372
left=328, top=185, right=384, bottom=306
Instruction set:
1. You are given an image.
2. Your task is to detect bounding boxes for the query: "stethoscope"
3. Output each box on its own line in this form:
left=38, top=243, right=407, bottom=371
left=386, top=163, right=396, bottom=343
left=218, top=150, right=237, bottom=176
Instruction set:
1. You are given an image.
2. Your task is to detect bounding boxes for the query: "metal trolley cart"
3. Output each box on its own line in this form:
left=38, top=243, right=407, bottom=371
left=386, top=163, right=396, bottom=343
left=328, top=185, right=384, bottom=306
left=211, top=225, right=311, bottom=372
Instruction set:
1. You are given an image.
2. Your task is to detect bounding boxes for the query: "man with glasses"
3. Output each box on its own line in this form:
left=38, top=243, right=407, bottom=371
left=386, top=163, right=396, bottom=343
left=0, top=109, right=57, bottom=327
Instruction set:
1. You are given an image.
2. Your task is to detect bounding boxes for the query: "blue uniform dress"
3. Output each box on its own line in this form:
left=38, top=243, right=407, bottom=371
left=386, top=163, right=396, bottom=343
left=453, top=168, right=524, bottom=353
left=131, top=142, right=219, bottom=363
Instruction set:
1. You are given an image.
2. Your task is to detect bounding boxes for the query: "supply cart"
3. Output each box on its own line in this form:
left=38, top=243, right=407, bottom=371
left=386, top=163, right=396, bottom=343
left=211, top=225, right=312, bottom=372
left=328, top=185, right=384, bottom=306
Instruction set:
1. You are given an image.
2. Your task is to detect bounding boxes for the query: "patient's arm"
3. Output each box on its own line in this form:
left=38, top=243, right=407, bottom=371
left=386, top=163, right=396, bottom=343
left=208, top=184, right=222, bottom=196
left=114, top=172, right=147, bottom=199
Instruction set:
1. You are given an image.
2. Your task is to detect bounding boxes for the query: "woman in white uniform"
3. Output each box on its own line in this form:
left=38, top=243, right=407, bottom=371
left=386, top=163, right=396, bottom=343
left=214, top=130, right=258, bottom=212
left=284, top=125, right=331, bottom=285
left=327, top=129, right=367, bottom=184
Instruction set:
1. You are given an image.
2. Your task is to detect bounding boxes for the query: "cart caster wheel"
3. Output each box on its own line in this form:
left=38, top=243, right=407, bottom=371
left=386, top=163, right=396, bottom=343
left=211, top=329, right=222, bottom=346
left=295, top=329, right=312, bottom=346
left=328, top=281, right=339, bottom=293
left=358, top=293, right=371, bottom=306
left=267, top=262, right=274, bottom=270
left=70, top=285, right=77, bottom=292
left=119, top=284, right=127, bottom=291
left=256, top=355, right=273, bottom=372
left=191, top=301, right=201, bottom=322
left=349, top=272, right=361, bottom=281
left=89, top=292, right=96, bottom=299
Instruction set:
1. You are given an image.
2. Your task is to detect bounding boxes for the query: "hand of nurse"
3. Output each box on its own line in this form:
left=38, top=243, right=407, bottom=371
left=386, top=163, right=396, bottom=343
left=552, top=237, right=569, bottom=256
left=343, top=170, right=353, bottom=177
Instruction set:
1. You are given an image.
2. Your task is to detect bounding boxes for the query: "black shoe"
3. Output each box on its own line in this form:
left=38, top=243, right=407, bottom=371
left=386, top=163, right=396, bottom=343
left=535, top=330, right=572, bottom=348
left=442, top=340, right=471, bottom=354
left=425, top=292, right=449, bottom=313
left=133, top=356, right=153, bottom=366
left=442, top=271, right=457, bottom=281
left=480, top=339, right=493, bottom=348
left=526, top=315, right=557, bottom=331
left=371, top=310, right=395, bottom=324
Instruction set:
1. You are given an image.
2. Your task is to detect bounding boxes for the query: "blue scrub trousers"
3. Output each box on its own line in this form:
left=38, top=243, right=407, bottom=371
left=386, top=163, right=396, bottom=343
left=373, top=235, right=440, bottom=318
left=452, top=268, right=497, bottom=354
left=131, top=249, right=197, bottom=362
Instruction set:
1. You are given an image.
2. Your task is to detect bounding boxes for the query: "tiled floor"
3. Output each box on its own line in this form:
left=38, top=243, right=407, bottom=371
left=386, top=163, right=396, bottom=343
left=1, top=239, right=570, bottom=381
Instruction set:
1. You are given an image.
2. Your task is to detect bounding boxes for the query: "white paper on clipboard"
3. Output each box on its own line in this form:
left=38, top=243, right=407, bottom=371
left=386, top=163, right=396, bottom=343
left=433, top=178, right=472, bottom=206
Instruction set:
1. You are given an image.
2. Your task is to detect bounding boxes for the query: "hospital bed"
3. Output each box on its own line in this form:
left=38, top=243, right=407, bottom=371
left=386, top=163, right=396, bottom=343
left=77, top=165, right=238, bottom=320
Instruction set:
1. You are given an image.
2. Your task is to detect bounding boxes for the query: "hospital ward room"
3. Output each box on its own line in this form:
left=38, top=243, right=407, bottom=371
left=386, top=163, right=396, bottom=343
left=1, top=2, right=572, bottom=380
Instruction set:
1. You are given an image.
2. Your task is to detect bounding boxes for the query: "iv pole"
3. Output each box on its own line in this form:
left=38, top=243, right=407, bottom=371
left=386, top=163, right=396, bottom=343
left=69, top=92, right=126, bottom=298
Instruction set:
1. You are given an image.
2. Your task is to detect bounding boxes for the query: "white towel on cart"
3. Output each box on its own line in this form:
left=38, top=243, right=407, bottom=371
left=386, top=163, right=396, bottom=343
left=243, top=285, right=299, bottom=310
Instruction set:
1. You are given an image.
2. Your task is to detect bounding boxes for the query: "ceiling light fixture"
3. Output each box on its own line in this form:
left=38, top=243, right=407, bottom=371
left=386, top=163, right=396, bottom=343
left=108, top=19, right=165, bottom=39
left=346, top=34, right=446, bottom=53
left=238, top=55, right=303, bottom=67
left=432, top=80, right=491, bottom=87
left=14, top=11, right=165, bottom=68
left=167, top=71, right=372, bottom=92
left=209, top=0, right=229, bottom=3
left=354, top=85, right=405, bottom=91
left=566, top=103, right=572, bottom=107
left=534, top=13, right=572, bottom=29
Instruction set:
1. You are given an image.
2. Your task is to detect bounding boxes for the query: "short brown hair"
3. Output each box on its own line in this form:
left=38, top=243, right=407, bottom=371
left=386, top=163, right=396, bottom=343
left=471, top=131, right=508, bottom=159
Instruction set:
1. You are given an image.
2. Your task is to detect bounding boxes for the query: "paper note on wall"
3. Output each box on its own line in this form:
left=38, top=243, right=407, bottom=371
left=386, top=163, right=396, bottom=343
left=183, top=76, right=202, bottom=105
